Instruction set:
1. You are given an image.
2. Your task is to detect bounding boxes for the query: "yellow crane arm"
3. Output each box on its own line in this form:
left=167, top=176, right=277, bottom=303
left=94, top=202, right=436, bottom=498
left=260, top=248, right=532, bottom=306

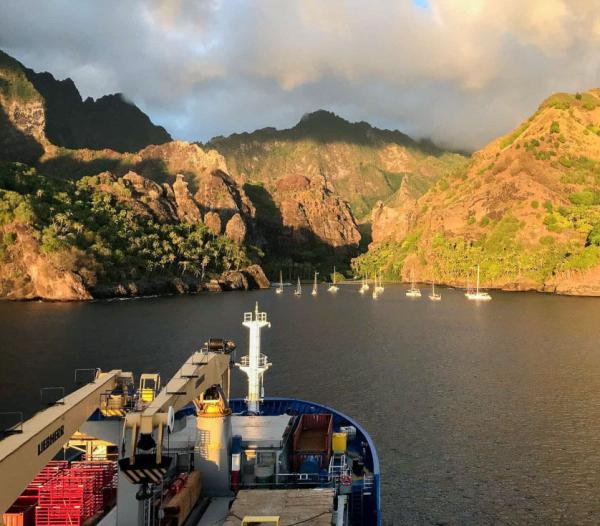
left=0, top=370, right=123, bottom=516
left=124, top=351, right=231, bottom=464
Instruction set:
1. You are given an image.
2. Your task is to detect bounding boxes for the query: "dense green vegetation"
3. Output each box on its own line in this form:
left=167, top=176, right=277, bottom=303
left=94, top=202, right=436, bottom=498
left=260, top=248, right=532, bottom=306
left=352, top=206, right=600, bottom=285
left=0, top=162, right=248, bottom=287
left=0, top=51, right=40, bottom=103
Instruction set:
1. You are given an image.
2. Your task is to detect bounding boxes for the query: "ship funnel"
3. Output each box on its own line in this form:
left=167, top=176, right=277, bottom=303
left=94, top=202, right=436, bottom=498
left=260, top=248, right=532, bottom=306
left=236, top=302, right=271, bottom=414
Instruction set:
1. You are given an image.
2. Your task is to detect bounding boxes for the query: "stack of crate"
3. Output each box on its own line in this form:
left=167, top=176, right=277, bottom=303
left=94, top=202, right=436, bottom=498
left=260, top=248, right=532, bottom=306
left=35, top=473, right=97, bottom=526
left=71, top=461, right=118, bottom=508
left=35, top=461, right=117, bottom=526
left=2, top=461, right=68, bottom=526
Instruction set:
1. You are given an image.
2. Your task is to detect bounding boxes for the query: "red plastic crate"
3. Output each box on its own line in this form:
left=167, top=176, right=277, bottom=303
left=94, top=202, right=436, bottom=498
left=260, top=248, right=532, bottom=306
left=35, top=505, right=85, bottom=526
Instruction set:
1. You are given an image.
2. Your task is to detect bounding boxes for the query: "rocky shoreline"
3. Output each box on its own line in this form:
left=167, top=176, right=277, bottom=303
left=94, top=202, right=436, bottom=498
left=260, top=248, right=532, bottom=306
left=1, top=264, right=271, bottom=302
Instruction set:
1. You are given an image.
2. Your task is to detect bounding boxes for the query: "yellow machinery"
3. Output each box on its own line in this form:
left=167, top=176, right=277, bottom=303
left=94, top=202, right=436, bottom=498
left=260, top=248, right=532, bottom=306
left=139, top=373, right=160, bottom=404
left=0, top=369, right=129, bottom=520
left=100, top=371, right=134, bottom=417
left=0, top=339, right=236, bottom=523
left=119, top=347, right=233, bottom=487
left=193, top=384, right=232, bottom=494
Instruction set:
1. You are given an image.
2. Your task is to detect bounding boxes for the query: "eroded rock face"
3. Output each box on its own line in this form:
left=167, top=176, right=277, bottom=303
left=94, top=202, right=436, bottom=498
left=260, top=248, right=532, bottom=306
left=134, top=142, right=254, bottom=243
left=273, top=174, right=360, bottom=254
left=243, top=264, right=270, bottom=289
left=225, top=213, right=247, bottom=244
left=0, top=224, right=92, bottom=301
left=219, top=265, right=270, bottom=291
left=172, top=174, right=202, bottom=224
left=371, top=177, right=418, bottom=244
left=0, top=53, right=47, bottom=163
left=204, top=211, right=222, bottom=235
left=122, top=171, right=178, bottom=222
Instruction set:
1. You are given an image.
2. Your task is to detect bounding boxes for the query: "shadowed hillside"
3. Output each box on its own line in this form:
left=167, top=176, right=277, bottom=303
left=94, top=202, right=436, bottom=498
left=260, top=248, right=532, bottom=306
left=207, top=110, right=468, bottom=221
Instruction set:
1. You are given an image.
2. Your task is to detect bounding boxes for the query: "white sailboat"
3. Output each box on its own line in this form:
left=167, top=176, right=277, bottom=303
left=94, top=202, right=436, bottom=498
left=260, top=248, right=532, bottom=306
left=359, top=277, right=369, bottom=294
left=311, top=271, right=318, bottom=296
left=429, top=280, right=441, bottom=301
left=372, top=275, right=380, bottom=299
left=328, top=266, right=339, bottom=293
left=465, top=265, right=491, bottom=301
left=294, top=276, right=302, bottom=296
left=275, top=270, right=284, bottom=294
left=406, top=270, right=421, bottom=298
left=375, top=272, right=384, bottom=293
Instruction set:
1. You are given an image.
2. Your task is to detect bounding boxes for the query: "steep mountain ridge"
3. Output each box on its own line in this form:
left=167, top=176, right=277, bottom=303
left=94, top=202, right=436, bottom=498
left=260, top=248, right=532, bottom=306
left=356, top=89, right=600, bottom=295
left=22, top=59, right=172, bottom=153
left=0, top=50, right=368, bottom=297
left=208, top=110, right=468, bottom=221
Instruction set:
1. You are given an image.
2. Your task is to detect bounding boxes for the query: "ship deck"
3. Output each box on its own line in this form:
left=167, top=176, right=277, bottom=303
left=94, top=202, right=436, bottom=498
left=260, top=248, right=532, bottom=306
left=222, top=488, right=334, bottom=525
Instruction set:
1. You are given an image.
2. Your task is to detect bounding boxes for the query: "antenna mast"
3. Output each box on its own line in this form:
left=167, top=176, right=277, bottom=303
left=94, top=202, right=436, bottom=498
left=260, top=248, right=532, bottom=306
left=237, top=303, right=271, bottom=413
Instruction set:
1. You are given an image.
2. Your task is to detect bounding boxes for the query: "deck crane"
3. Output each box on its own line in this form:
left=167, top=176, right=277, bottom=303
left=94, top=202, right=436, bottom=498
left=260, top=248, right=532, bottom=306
left=0, top=338, right=235, bottom=524
left=0, top=370, right=129, bottom=520
left=119, top=341, right=234, bottom=489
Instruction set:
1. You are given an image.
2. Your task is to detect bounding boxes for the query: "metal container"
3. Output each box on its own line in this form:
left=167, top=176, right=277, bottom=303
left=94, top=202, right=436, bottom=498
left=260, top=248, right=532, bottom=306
left=2, top=503, right=35, bottom=526
left=292, top=414, right=333, bottom=471
left=332, top=431, right=347, bottom=454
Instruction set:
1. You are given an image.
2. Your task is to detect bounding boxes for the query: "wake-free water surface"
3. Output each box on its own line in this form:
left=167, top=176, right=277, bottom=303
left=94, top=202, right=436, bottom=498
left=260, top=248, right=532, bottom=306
left=1, top=285, right=600, bottom=524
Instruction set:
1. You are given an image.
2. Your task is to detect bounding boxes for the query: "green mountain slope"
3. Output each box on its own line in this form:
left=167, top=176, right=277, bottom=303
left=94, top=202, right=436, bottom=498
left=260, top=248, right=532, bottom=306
left=208, top=110, right=468, bottom=221
left=354, top=90, right=600, bottom=296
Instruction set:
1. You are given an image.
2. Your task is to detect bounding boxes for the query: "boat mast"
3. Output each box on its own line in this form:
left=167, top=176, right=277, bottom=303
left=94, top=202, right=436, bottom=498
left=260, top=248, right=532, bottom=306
left=239, top=303, right=271, bottom=414
left=476, top=265, right=480, bottom=295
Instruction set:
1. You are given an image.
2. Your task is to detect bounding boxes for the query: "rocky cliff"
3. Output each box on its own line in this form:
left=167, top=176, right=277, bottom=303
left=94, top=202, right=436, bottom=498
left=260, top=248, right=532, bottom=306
left=208, top=110, right=468, bottom=222
left=356, top=90, right=600, bottom=296
left=1, top=50, right=369, bottom=283
left=0, top=51, right=48, bottom=164
left=0, top=163, right=268, bottom=300
left=22, top=62, right=171, bottom=153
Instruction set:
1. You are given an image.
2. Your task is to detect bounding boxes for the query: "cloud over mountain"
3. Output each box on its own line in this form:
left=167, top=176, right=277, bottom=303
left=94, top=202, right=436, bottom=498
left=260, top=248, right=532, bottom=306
left=2, top=0, right=600, bottom=150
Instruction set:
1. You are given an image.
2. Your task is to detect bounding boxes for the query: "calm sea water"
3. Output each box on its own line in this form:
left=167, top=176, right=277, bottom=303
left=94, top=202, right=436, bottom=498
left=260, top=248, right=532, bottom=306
left=1, top=286, right=600, bottom=524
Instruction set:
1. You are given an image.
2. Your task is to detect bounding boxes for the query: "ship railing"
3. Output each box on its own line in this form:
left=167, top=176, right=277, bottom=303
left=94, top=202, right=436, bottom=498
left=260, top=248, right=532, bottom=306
left=240, top=472, right=334, bottom=488
left=243, top=312, right=268, bottom=322
left=239, top=354, right=269, bottom=368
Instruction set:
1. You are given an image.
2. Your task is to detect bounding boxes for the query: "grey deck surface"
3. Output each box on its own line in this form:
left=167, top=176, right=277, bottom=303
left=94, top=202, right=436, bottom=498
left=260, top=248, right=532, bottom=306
left=231, top=415, right=292, bottom=449
left=195, top=497, right=233, bottom=525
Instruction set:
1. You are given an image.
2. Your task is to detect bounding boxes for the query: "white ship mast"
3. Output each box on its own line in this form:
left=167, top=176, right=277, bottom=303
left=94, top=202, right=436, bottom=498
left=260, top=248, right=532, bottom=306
left=237, top=303, right=271, bottom=414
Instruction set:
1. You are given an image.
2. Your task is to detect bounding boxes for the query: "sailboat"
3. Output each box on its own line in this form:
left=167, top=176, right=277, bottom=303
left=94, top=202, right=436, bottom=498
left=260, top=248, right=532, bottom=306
left=376, top=273, right=384, bottom=293
left=406, top=270, right=421, bottom=298
left=465, top=265, right=491, bottom=301
left=311, top=272, right=318, bottom=296
left=429, top=280, right=441, bottom=301
left=372, top=275, right=380, bottom=299
left=294, top=277, right=302, bottom=296
left=358, top=278, right=369, bottom=294
left=328, top=266, right=339, bottom=293
left=275, top=270, right=284, bottom=294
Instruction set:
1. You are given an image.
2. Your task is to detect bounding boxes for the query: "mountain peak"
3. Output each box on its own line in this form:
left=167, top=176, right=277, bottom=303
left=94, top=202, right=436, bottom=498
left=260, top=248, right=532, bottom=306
left=298, top=109, right=350, bottom=126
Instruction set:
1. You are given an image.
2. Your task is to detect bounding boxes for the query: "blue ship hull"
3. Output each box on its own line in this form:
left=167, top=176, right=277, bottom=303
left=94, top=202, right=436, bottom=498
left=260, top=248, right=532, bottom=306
left=229, top=397, right=381, bottom=526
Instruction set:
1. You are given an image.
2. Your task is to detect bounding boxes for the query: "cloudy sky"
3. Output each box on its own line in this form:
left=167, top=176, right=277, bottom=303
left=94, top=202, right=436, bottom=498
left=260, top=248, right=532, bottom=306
left=2, top=0, right=600, bottom=151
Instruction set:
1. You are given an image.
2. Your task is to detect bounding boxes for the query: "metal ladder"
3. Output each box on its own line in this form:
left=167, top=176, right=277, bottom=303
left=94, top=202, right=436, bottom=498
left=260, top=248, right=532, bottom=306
left=362, top=473, right=374, bottom=496
left=328, top=453, right=349, bottom=480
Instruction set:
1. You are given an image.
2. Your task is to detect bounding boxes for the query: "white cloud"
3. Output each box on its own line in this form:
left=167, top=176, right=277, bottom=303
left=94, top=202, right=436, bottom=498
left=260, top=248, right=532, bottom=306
left=1, top=0, right=600, bottom=150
